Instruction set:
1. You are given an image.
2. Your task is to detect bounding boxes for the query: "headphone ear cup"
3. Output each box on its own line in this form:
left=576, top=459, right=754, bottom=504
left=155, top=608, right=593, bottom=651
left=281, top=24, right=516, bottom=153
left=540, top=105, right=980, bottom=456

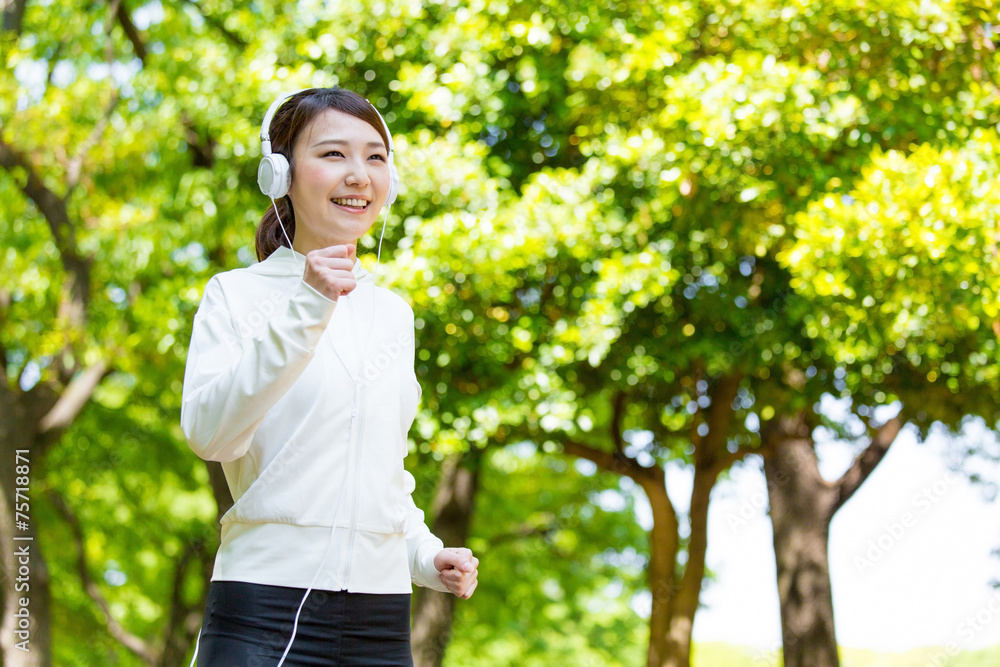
left=258, top=153, right=291, bottom=199
left=385, top=160, right=399, bottom=207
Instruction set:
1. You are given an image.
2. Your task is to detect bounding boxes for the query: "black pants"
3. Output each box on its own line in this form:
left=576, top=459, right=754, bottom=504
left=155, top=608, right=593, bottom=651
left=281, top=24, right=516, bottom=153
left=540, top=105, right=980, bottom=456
left=195, top=581, right=413, bottom=667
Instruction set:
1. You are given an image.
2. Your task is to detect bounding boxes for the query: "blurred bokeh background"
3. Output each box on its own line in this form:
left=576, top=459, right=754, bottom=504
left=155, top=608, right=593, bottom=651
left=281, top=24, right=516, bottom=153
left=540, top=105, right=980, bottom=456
left=1, top=0, right=999, bottom=665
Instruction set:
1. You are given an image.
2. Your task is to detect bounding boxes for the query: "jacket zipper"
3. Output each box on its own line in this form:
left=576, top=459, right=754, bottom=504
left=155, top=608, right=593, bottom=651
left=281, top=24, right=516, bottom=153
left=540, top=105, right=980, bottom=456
left=340, top=383, right=366, bottom=589
left=334, top=286, right=373, bottom=591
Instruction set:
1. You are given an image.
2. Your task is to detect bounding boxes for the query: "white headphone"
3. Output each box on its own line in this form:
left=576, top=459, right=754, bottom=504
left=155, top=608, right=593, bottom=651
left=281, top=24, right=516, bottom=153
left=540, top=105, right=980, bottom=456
left=256, top=88, right=399, bottom=206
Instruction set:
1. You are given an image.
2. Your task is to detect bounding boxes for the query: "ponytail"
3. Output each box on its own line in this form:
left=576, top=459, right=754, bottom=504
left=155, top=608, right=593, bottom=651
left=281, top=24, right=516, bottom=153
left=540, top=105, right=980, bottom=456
left=255, top=197, right=295, bottom=261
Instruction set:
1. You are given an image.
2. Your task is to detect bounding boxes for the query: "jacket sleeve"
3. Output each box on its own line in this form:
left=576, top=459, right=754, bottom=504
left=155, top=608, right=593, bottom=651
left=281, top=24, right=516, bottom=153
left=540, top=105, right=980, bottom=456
left=397, top=304, right=450, bottom=592
left=180, top=275, right=337, bottom=462
left=402, top=470, right=450, bottom=593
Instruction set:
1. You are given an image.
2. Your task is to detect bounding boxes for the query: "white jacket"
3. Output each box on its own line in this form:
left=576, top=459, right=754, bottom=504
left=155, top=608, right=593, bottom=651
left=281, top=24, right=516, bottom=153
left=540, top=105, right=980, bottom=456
left=181, top=246, right=448, bottom=594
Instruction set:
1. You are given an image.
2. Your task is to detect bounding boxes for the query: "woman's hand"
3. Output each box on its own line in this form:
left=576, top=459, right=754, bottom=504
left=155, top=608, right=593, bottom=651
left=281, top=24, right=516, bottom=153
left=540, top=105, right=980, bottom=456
left=433, top=547, right=479, bottom=599
left=302, top=244, right=357, bottom=300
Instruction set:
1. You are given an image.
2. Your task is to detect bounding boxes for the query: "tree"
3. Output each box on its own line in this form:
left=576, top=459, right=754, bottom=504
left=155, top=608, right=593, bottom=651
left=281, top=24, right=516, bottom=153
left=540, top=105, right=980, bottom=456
left=393, top=2, right=1000, bottom=665
left=769, top=135, right=1000, bottom=664
left=5, top=0, right=998, bottom=665
left=3, top=0, right=653, bottom=662
left=1, top=0, right=244, bottom=662
left=383, top=131, right=652, bottom=665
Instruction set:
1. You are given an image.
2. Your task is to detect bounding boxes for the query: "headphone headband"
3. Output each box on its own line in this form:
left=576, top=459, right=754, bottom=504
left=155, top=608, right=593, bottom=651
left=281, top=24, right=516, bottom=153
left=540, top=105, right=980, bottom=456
left=368, top=98, right=395, bottom=155
left=260, top=88, right=307, bottom=157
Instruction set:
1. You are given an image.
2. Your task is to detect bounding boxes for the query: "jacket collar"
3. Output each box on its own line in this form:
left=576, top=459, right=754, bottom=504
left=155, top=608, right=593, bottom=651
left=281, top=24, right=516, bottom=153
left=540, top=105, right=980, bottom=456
left=253, top=246, right=371, bottom=282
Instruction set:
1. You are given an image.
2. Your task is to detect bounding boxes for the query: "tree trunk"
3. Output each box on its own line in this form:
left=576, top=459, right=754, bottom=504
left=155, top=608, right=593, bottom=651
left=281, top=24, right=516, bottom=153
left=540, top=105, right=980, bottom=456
left=175, top=462, right=233, bottom=666
left=0, top=388, right=53, bottom=667
left=762, top=414, right=839, bottom=667
left=642, top=472, right=680, bottom=667
left=762, top=411, right=903, bottom=667
left=158, top=537, right=214, bottom=667
left=410, top=449, right=481, bottom=667
left=661, top=465, right=719, bottom=667
left=647, top=373, right=740, bottom=667
left=562, top=444, right=721, bottom=667
left=560, top=371, right=742, bottom=667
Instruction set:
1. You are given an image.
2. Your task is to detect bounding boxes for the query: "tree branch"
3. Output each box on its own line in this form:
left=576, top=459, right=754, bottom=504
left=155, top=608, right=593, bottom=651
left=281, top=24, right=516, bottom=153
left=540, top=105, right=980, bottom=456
left=711, top=442, right=751, bottom=475
left=610, top=390, right=626, bottom=453
left=181, top=112, right=217, bottom=169
left=0, top=135, right=92, bottom=318
left=179, top=0, right=248, bottom=49
left=156, top=538, right=209, bottom=667
left=166, top=541, right=199, bottom=627
left=66, top=93, right=120, bottom=192
left=488, top=517, right=560, bottom=548
left=561, top=437, right=645, bottom=482
left=689, top=362, right=705, bottom=447
left=700, top=372, right=743, bottom=474
left=104, top=0, right=123, bottom=63
left=831, top=415, right=905, bottom=514
left=38, top=359, right=109, bottom=434
left=113, top=0, right=147, bottom=63
left=205, top=460, right=233, bottom=523
left=1, top=0, right=27, bottom=34
left=0, top=287, right=10, bottom=371
left=48, top=489, right=158, bottom=665
left=0, top=136, right=73, bottom=249
left=45, top=41, right=66, bottom=86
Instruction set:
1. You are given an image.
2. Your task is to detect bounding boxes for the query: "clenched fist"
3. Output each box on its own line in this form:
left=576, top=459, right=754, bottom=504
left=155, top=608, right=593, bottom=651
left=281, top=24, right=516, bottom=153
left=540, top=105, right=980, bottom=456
left=434, top=548, right=479, bottom=599
left=303, top=244, right=357, bottom=301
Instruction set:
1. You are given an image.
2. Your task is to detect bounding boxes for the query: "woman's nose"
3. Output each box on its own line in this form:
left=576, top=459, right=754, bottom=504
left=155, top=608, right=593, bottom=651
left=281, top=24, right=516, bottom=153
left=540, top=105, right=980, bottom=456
left=344, top=158, right=370, bottom=186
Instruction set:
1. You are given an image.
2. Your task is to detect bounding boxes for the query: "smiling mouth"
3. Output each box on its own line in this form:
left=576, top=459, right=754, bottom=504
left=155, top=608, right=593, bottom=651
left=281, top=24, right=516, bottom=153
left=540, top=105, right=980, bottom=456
left=331, top=197, right=370, bottom=210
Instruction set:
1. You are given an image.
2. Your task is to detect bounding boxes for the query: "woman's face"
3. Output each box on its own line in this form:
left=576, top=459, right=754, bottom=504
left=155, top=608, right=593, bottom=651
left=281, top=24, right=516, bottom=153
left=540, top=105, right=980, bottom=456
left=287, top=108, right=391, bottom=254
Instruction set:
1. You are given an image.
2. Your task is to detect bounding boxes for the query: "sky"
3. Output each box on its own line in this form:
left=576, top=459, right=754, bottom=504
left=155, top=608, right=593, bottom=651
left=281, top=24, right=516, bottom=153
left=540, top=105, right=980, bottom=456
left=669, top=414, right=1000, bottom=652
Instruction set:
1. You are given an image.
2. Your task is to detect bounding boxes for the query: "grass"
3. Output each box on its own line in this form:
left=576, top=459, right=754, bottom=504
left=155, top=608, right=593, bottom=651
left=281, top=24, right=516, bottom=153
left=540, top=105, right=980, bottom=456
left=689, top=643, right=1000, bottom=667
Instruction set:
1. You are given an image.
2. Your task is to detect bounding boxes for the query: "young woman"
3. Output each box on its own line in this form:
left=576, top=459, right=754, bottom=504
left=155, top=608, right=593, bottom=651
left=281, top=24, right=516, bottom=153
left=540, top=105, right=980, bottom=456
left=181, top=87, right=478, bottom=666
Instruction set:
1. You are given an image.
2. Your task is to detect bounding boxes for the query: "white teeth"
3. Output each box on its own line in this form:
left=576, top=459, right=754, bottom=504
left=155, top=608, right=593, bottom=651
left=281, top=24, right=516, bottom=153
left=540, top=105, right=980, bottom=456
left=332, top=198, right=368, bottom=208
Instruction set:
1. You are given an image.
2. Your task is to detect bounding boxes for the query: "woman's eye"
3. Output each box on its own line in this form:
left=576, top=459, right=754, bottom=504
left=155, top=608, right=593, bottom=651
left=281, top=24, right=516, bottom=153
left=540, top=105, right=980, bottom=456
left=369, top=154, right=387, bottom=162
left=323, top=151, right=343, bottom=158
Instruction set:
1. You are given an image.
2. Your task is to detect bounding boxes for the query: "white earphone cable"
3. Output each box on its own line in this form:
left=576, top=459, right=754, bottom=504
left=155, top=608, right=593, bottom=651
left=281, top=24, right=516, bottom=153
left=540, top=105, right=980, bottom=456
left=275, top=486, right=346, bottom=667
left=188, top=627, right=202, bottom=667
left=373, top=203, right=391, bottom=281
left=271, top=198, right=293, bottom=246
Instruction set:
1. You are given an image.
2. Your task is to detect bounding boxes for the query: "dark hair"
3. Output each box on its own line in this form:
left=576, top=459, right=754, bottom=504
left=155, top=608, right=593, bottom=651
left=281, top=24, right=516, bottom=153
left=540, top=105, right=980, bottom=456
left=254, top=88, right=390, bottom=261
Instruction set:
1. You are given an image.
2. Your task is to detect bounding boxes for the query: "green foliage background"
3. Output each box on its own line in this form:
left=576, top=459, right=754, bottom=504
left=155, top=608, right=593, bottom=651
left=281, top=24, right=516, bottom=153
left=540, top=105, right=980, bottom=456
left=1, top=0, right=998, bottom=664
